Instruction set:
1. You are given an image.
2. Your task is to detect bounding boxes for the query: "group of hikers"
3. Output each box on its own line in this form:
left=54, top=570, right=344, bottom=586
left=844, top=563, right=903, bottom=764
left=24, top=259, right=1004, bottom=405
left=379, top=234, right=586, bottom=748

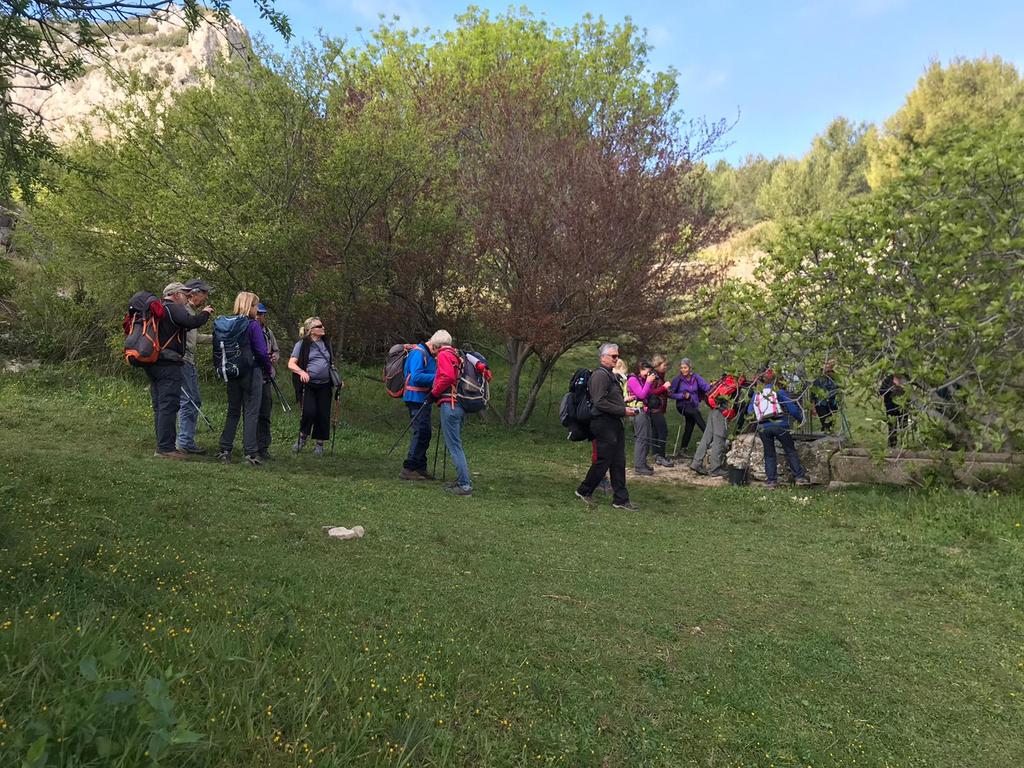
left=125, top=280, right=912, bottom=507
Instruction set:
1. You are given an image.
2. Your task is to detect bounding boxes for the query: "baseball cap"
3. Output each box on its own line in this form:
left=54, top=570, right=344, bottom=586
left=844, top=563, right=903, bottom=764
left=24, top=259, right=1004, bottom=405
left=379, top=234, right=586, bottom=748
left=162, top=282, right=187, bottom=297
left=184, top=278, right=213, bottom=294
left=257, top=303, right=267, bottom=314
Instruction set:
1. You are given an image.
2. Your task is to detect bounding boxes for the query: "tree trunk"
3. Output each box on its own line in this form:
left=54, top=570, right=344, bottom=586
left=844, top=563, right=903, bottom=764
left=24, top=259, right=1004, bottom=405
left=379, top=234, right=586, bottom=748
left=503, top=338, right=532, bottom=426
left=515, top=354, right=559, bottom=427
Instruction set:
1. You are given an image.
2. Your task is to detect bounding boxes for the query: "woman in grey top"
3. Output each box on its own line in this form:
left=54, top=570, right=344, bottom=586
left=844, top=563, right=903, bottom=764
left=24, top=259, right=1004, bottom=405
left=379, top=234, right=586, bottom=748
left=287, top=317, right=337, bottom=456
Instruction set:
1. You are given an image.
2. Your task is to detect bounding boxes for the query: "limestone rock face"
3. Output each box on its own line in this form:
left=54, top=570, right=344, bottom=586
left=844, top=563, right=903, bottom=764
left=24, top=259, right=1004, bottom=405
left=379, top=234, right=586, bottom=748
left=11, top=8, right=250, bottom=144
left=727, top=433, right=844, bottom=485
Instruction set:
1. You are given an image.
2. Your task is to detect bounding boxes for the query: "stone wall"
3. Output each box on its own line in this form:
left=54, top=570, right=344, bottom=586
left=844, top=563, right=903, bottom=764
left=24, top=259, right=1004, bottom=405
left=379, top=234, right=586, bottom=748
left=726, top=434, right=843, bottom=485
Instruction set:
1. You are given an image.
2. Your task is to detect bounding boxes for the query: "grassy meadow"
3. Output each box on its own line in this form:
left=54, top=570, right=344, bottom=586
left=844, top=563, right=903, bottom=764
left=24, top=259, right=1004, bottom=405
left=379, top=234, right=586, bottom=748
left=1, top=364, right=1022, bottom=767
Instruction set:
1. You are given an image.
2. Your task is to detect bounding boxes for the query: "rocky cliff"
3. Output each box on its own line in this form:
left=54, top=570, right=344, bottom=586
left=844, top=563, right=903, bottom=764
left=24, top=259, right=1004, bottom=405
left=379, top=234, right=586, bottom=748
left=12, top=8, right=250, bottom=144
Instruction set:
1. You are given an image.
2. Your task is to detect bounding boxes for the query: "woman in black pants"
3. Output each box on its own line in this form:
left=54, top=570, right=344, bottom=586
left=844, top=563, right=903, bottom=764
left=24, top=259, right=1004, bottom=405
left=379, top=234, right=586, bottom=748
left=288, top=317, right=338, bottom=457
left=668, top=358, right=709, bottom=458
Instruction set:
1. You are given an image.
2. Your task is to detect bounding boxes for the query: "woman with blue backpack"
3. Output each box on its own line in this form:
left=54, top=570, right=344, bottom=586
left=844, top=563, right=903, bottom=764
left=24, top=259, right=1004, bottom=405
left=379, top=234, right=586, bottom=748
left=215, top=291, right=274, bottom=466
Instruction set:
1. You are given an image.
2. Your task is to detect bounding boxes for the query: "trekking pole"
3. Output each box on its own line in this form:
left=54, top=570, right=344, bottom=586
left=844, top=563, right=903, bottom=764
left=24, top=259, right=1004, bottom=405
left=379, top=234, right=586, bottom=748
left=386, top=400, right=431, bottom=456
left=270, top=377, right=292, bottom=413
left=432, top=414, right=442, bottom=478
left=296, top=384, right=305, bottom=449
left=673, top=424, right=683, bottom=457
left=330, top=387, right=341, bottom=455
left=180, top=387, right=216, bottom=431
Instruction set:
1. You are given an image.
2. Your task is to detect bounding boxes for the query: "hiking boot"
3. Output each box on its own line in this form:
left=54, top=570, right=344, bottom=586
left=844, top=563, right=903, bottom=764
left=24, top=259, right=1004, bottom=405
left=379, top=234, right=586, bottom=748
left=217, top=450, right=232, bottom=464
left=244, top=454, right=263, bottom=467
left=597, top=479, right=612, bottom=494
left=154, top=450, right=188, bottom=460
left=257, top=450, right=274, bottom=461
left=612, top=500, right=640, bottom=512
left=292, top=436, right=307, bottom=454
left=655, top=455, right=674, bottom=468
left=795, top=475, right=812, bottom=486
left=634, top=466, right=654, bottom=476
left=177, top=444, right=207, bottom=455
left=690, top=464, right=708, bottom=476
left=400, top=468, right=428, bottom=481
left=443, top=485, right=472, bottom=497
left=313, top=443, right=324, bottom=457
left=417, top=470, right=435, bottom=480
left=575, top=490, right=595, bottom=507
left=764, top=480, right=778, bottom=490
left=710, top=468, right=730, bottom=478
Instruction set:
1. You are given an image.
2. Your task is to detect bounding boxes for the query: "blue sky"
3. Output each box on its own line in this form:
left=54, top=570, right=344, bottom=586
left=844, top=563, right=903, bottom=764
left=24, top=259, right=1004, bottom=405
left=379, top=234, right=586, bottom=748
left=231, top=0, right=1024, bottom=164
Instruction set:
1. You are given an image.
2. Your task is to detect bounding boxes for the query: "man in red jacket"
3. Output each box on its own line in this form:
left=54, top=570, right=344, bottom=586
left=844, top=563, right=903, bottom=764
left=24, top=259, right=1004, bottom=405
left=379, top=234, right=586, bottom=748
left=430, top=332, right=474, bottom=496
left=690, top=373, right=746, bottom=477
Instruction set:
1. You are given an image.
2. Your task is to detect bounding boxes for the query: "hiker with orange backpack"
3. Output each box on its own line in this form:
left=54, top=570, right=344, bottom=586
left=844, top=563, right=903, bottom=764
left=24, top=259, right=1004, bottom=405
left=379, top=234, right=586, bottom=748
left=396, top=331, right=444, bottom=481
left=126, top=282, right=213, bottom=460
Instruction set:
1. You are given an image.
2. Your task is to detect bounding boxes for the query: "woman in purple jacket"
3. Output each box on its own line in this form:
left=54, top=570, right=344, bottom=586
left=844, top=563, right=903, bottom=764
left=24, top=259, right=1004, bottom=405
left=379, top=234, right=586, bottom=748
left=216, top=292, right=274, bottom=465
left=667, top=358, right=709, bottom=458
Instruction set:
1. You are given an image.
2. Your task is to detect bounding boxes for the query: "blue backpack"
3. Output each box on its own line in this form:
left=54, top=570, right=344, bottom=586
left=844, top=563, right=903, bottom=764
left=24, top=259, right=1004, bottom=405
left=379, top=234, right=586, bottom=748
left=212, top=315, right=254, bottom=380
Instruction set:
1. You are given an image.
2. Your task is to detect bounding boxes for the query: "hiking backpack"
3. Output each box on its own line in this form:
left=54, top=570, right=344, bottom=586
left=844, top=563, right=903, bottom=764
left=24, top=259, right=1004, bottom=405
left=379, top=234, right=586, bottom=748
left=384, top=343, right=429, bottom=398
left=123, top=291, right=168, bottom=367
left=212, top=315, right=254, bottom=381
left=752, top=386, right=784, bottom=422
left=559, top=368, right=593, bottom=441
left=455, top=350, right=490, bottom=413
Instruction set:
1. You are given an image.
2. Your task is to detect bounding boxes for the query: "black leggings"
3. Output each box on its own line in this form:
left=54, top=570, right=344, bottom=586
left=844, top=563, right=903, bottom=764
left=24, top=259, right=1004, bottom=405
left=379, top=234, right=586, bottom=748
left=650, top=412, right=668, bottom=458
left=299, top=382, right=332, bottom=441
left=678, top=406, right=706, bottom=452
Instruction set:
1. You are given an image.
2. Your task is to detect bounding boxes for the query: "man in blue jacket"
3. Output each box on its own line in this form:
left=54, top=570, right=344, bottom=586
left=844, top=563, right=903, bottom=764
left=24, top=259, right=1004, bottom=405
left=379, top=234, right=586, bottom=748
left=399, top=330, right=445, bottom=480
left=747, top=369, right=812, bottom=489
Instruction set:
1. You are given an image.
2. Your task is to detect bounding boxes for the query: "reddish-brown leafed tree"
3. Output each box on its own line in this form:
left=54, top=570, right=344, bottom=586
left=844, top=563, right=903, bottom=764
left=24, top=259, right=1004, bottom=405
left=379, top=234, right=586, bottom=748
left=450, top=68, right=729, bottom=426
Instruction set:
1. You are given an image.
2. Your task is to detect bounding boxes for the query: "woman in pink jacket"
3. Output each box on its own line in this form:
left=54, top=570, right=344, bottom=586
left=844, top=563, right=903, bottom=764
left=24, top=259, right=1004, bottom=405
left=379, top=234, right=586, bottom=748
left=626, top=360, right=658, bottom=475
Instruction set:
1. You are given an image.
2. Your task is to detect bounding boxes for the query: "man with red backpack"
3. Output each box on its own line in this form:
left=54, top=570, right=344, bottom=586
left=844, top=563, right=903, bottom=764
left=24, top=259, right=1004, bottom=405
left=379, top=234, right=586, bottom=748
left=398, top=331, right=443, bottom=481
left=141, top=283, right=213, bottom=459
left=689, top=372, right=746, bottom=477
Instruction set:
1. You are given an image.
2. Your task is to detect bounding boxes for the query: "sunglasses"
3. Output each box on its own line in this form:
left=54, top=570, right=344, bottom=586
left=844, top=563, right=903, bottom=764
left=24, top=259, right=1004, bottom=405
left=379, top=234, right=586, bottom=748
left=606, top=353, right=620, bottom=359
left=311, top=324, right=324, bottom=330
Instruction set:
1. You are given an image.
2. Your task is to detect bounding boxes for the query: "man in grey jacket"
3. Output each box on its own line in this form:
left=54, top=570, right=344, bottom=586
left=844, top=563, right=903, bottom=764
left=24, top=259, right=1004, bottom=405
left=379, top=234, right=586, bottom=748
left=176, top=279, right=213, bottom=454
left=575, top=342, right=641, bottom=511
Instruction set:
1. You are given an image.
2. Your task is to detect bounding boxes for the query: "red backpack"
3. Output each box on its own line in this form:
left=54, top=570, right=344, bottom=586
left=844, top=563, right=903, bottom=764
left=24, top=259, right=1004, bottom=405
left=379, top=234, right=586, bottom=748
left=123, top=291, right=169, bottom=366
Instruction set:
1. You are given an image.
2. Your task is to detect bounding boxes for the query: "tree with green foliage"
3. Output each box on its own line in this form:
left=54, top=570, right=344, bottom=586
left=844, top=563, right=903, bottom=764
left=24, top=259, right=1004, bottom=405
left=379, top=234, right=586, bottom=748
left=710, top=154, right=781, bottom=228
left=867, top=56, right=1024, bottom=189
left=0, top=0, right=289, bottom=204
left=757, top=116, right=870, bottom=221
left=711, top=116, right=1024, bottom=450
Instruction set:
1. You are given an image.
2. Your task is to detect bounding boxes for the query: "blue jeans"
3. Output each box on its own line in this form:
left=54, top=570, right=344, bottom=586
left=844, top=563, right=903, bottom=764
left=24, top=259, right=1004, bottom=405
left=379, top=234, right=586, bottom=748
left=403, top=401, right=432, bottom=472
left=440, top=402, right=471, bottom=489
left=177, top=362, right=202, bottom=450
left=758, top=421, right=806, bottom=482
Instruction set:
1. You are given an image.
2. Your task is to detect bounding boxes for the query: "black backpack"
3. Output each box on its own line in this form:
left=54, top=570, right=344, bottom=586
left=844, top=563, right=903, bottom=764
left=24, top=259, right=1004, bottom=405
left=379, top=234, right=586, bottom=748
left=559, top=368, right=593, bottom=441
left=455, top=350, right=490, bottom=414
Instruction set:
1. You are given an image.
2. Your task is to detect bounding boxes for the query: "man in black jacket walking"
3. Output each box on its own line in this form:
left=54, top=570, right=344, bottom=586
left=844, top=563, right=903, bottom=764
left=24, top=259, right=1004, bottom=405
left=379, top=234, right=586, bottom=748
left=148, top=282, right=213, bottom=459
left=575, top=342, right=641, bottom=511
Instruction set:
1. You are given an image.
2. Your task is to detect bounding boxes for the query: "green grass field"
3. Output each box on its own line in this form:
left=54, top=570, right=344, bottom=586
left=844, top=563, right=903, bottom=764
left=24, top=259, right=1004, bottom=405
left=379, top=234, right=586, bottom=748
left=1, top=366, right=1022, bottom=767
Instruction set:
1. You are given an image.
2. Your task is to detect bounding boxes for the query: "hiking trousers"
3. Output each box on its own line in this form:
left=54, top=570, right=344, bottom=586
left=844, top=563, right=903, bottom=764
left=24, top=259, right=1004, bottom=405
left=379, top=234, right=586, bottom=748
left=220, top=372, right=263, bottom=457
left=650, top=412, right=668, bottom=458
left=257, top=375, right=274, bottom=453
left=145, top=362, right=183, bottom=453
left=579, top=415, right=628, bottom=505
left=440, top=402, right=471, bottom=489
left=691, top=408, right=728, bottom=472
left=177, top=362, right=202, bottom=451
left=299, top=382, right=332, bottom=441
left=677, top=405, right=706, bottom=454
left=633, top=411, right=652, bottom=469
left=758, top=421, right=806, bottom=482
left=403, top=400, right=432, bottom=472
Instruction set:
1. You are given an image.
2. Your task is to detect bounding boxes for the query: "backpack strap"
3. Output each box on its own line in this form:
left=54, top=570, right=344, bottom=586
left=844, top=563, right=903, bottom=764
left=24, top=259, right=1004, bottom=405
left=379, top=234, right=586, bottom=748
left=403, top=344, right=431, bottom=393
